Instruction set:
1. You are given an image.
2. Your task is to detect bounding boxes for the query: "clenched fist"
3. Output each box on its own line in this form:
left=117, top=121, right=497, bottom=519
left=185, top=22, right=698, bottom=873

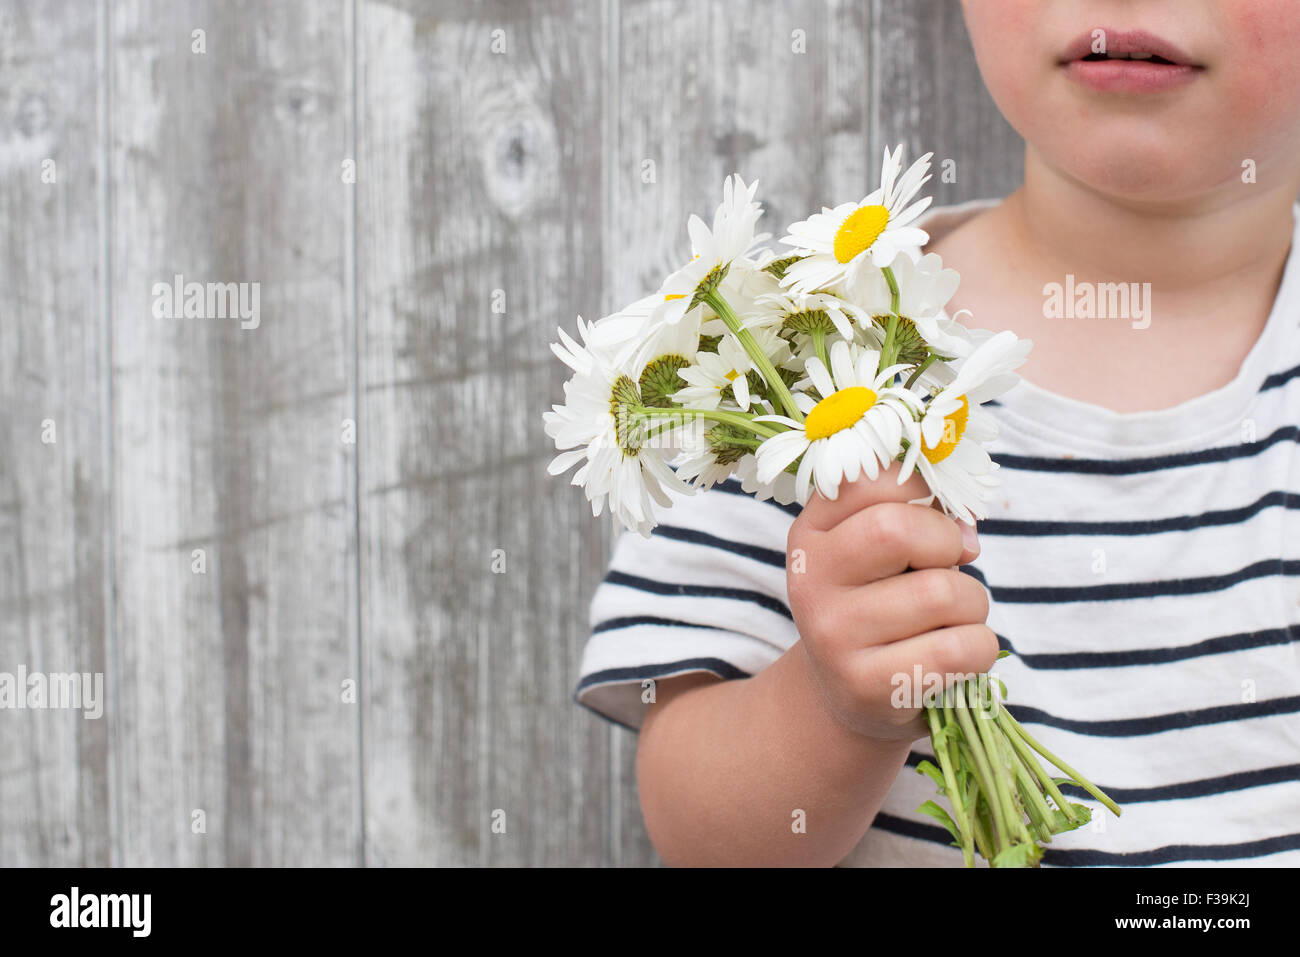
left=786, top=464, right=998, bottom=744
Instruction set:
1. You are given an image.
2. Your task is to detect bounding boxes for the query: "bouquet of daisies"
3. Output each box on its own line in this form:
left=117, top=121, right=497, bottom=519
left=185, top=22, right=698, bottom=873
left=545, top=147, right=1120, bottom=867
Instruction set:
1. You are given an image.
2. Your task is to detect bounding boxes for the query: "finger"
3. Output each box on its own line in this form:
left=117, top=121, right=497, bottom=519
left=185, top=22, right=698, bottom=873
left=821, top=568, right=991, bottom=653
left=798, top=462, right=933, bottom=533
left=812, top=502, right=972, bottom=585
left=858, top=622, right=1003, bottom=697
left=954, top=519, right=980, bottom=566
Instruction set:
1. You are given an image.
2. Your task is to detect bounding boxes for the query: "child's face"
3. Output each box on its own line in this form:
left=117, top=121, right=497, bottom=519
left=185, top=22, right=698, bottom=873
left=960, top=0, right=1300, bottom=200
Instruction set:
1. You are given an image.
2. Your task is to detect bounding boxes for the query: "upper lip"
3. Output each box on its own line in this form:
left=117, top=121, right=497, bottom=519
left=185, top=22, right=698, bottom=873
left=1058, top=29, right=1199, bottom=66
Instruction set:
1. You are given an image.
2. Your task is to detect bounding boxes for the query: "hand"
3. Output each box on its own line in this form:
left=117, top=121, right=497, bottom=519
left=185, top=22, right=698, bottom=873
left=785, top=464, right=997, bottom=743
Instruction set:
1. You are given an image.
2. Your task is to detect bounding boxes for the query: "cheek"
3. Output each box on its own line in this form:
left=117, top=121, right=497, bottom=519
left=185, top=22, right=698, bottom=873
left=1215, top=3, right=1300, bottom=156
left=960, top=0, right=1041, bottom=123
left=1221, top=3, right=1300, bottom=106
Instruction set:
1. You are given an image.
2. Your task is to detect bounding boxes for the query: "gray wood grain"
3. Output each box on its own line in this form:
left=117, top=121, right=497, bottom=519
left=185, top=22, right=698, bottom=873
left=106, top=0, right=361, bottom=866
left=0, top=0, right=1022, bottom=867
left=0, top=0, right=112, bottom=868
left=356, top=0, right=612, bottom=867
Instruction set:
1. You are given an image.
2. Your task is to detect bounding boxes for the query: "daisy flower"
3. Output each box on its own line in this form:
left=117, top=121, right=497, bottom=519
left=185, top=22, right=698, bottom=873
left=697, top=260, right=784, bottom=341
left=735, top=452, right=799, bottom=505
left=754, top=340, right=922, bottom=504
left=674, top=444, right=798, bottom=504
left=778, top=145, right=933, bottom=295
left=674, top=326, right=790, bottom=412
left=544, top=316, right=694, bottom=537
left=672, top=422, right=760, bottom=491
left=852, top=251, right=973, bottom=358
left=745, top=286, right=868, bottom=342
left=652, top=174, right=769, bottom=327
left=628, top=300, right=704, bottom=411
left=898, top=330, right=1032, bottom=523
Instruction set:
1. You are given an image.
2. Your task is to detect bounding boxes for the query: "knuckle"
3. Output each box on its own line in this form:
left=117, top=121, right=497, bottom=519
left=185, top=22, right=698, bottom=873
left=863, top=503, right=909, bottom=551
left=913, top=568, right=957, bottom=612
left=930, top=632, right=965, bottom=678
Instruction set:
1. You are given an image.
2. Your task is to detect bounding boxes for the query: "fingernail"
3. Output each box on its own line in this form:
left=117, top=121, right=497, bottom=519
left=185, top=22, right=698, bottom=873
left=960, top=521, right=979, bottom=557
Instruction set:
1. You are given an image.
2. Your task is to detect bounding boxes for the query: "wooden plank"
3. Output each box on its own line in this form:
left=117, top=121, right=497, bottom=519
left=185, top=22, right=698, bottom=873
left=357, top=0, right=611, bottom=866
left=870, top=0, right=1024, bottom=205
left=107, top=0, right=361, bottom=865
left=0, top=0, right=113, bottom=867
left=605, top=0, right=873, bottom=866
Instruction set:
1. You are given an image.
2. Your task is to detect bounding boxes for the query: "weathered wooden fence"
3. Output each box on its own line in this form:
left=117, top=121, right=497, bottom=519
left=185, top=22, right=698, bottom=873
left=0, top=0, right=1021, bottom=866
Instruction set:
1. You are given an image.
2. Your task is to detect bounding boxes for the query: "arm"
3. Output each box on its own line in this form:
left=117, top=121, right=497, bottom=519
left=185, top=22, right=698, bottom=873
left=637, top=651, right=913, bottom=867
left=635, top=466, right=995, bottom=867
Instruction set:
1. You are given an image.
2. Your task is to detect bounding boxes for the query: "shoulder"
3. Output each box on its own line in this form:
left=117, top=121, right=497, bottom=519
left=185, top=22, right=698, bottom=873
left=922, top=197, right=1009, bottom=280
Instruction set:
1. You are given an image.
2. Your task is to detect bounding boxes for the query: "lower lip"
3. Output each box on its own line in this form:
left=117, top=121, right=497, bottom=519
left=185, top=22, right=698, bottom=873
left=1063, top=59, right=1200, bottom=93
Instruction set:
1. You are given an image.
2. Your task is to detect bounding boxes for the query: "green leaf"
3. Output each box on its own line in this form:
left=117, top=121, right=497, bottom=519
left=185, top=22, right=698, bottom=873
left=917, top=800, right=962, bottom=846
left=995, top=650, right=1012, bottom=660
left=1049, top=803, right=1093, bottom=833
left=915, top=760, right=947, bottom=793
left=992, top=842, right=1044, bottom=868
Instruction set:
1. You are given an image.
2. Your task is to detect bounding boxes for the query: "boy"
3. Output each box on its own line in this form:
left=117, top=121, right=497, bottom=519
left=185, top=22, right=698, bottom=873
left=575, top=0, right=1300, bottom=866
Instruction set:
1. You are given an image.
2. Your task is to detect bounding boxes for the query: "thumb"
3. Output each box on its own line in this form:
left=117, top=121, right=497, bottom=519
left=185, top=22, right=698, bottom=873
left=799, top=462, right=933, bottom=532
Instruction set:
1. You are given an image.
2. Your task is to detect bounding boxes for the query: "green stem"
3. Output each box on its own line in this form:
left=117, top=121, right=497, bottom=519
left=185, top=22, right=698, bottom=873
left=1009, top=743, right=1056, bottom=843
left=956, top=740, right=995, bottom=863
left=941, top=694, right=980, bottom=864
left=878, top=266, right=903, bottom=371
left=995, top=709, right=1080, bottom=825
left=967, top=679, right=1033, bottom=848
left=953, top=682, right=1011, bottom=852
left=1001, top=710, right=1122, bottom=818
left=703, top=289, right=804, bottom=423
left=884, top=264, right=902, bottom=314
left=631, top=404, right=781, bottom=439
left=811, top=328, right=830, bottom=371
left=925, top=703, right=974, bottom=868
left=904, top=353, right=939, bottom=390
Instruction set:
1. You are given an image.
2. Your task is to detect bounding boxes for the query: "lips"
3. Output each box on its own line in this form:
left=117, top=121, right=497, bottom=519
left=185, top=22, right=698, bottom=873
left=1059, top=28, right=1203, bottom=93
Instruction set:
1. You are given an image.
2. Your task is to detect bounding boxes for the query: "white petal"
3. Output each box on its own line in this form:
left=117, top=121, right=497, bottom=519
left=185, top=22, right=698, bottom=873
left=756, top=431, right=809, bottom=483
left=795, top=447, right=817, bottom=504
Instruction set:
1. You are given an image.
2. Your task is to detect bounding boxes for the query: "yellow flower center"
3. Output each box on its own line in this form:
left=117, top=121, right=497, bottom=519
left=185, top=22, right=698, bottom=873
left=724, top=369, right=740, bottom=382
left=923, top=396, right=970, bottom=464
left=805, top=386, right=876, bottom=441
left=833, top=204, right=890, bottom=264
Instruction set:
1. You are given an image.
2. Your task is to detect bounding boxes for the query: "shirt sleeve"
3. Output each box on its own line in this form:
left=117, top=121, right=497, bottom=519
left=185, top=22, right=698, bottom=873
left=574, top=479, right=801, bottom=730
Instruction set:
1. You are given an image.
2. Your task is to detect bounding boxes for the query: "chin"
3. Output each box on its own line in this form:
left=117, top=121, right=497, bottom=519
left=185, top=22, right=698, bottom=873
left=1034, top=133, right=1234, bottom=203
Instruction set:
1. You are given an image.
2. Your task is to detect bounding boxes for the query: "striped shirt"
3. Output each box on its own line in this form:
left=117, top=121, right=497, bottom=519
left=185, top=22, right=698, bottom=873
left=575, top=199, right=1300, bottom=867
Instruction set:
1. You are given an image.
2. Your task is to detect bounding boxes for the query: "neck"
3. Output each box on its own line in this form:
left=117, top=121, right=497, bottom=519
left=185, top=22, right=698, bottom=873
left=1004, top=145, right=1298, bottom=297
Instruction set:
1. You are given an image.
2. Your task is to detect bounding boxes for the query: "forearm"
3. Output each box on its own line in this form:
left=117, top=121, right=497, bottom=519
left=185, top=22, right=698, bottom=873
left=636, top=642, right=913, bottom=867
